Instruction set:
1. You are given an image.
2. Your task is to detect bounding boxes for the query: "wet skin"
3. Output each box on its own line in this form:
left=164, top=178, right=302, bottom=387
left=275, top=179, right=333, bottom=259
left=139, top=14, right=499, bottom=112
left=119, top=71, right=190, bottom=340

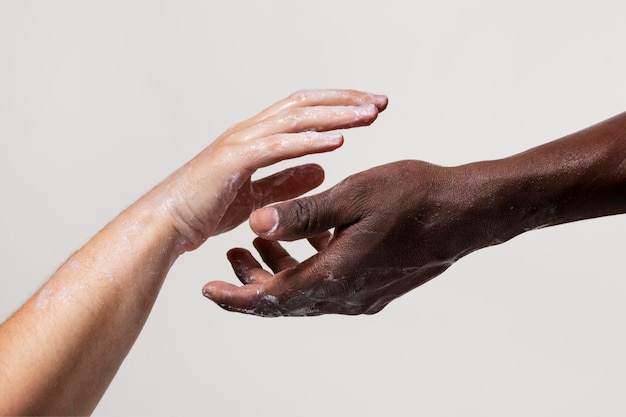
left=0, top=89, right=388, bottom=415
left=204, top=110, right=626, bottom=316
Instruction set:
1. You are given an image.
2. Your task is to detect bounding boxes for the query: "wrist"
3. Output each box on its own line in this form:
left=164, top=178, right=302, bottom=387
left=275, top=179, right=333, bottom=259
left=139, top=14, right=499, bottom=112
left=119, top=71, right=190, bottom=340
left=462, top=124, right=626, bottom=246
left=458, top=159, right=544, bottom=247
left=140, top=159, right=227, bottom=253
left=118, top=199, right=184, bottom=261
left=425, top=161, right=529, bottom=252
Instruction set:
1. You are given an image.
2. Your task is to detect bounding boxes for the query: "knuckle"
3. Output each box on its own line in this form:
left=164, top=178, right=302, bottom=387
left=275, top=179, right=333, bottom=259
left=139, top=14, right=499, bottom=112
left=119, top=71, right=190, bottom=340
left=289, top=197, right=330, bottom=235
left=289, top=90, right=310, bottom=104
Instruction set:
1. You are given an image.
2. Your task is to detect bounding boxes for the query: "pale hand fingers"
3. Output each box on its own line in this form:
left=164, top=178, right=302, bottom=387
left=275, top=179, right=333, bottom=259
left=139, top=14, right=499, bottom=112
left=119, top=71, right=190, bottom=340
left=234, top=103, right=379, bottom=143
left=210, top=164, right=325, bottom=236
left=241, top=131, right=344, bottom=171
left=229, top=89, right=388, bottom=135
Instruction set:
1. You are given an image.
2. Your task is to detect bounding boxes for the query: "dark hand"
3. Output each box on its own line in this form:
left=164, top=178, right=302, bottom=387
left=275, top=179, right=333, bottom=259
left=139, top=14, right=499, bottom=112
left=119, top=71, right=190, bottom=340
left=203, top=160, right=498, bottom=316
left=203, top=110, right=626, bottom=317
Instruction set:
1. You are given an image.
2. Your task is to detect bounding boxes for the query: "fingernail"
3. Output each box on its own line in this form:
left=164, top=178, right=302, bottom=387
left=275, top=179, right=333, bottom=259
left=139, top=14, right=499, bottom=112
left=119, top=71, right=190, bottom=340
left=202, top=284, right=214, bottom=298
left=319, top=132, right=343, bottom=146
left=356, top=103, right=377, bottom=116
left=368, top=94, right=388, bottom=110
left=251, top=207, right=279, bottom=235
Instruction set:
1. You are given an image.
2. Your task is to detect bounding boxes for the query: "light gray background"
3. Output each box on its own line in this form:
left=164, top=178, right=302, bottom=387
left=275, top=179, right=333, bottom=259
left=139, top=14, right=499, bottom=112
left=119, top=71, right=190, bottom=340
left=1, top=1, right=626, bottom=416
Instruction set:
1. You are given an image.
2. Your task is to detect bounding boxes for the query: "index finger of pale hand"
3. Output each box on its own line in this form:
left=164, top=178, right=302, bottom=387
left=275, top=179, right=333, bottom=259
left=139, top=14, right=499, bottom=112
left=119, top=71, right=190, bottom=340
left=237, top=103, right=380, bottom=142
left=231, top=89, right=388, bottom=135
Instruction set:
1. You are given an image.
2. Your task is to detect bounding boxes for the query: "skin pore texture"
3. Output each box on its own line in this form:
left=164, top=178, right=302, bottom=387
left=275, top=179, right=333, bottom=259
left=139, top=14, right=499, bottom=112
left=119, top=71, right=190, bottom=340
left=203, top=110, right=626, bottom=317
left=0, top=89, right=388, bottom=416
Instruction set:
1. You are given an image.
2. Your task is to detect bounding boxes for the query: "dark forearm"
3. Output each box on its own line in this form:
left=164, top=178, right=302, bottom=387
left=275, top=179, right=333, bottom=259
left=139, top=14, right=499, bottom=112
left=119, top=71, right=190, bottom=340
left=471, top=111, right=626, bottom=245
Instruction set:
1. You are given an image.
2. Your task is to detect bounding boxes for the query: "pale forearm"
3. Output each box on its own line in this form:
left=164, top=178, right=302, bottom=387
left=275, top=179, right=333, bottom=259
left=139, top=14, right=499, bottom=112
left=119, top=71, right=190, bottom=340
left=0, top=89, right=388, bottom=414
left=0, top=198, right=179, bottom=415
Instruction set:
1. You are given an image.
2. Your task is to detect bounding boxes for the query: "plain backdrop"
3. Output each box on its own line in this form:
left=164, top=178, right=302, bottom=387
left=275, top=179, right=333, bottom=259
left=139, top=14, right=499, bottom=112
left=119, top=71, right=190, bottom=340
left=1, top=1, right=626, bottom=416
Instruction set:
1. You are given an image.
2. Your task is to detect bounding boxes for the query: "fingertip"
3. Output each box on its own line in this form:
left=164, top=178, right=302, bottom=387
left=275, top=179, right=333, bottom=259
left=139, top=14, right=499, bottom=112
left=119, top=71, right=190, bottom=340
left=202, top=280, right=238, bottom=302
left=360, top=102, right=378, bottom=115
left=252, top=236, right=282, bottom=252
left=300, top=163, right=325, bottom=187
left=304, top=131, right=344, bottom=155
left=202, top=282, right=217, bottom=298
left=370, top=94, right=389, bottom=112
left=357, top=103, right=380, bottom=126
left=249, top=207, right=279, bottom=236
left=226, top=247, right=247, bottom=259
left=251, top=236, right=268, bottom=247
left=226, top=248, right=250, bottom=270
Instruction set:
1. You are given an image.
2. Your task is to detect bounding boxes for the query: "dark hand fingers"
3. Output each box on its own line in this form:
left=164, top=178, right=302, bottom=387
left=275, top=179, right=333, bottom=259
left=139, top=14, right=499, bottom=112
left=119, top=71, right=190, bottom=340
left=307, top=231, right=332, bottom=251
left=205, top=251, right=346, bottom=317
left=252, top=238, right=299, bottom=273
left=202, top=281, right=267, bottom=315
left=203, top=279, right=297, bottom=317
left=250, top=164, right=324, bottom=209
left=227, top=248, right=273, bottom=285
left=249, top=188, right=352, bottom=241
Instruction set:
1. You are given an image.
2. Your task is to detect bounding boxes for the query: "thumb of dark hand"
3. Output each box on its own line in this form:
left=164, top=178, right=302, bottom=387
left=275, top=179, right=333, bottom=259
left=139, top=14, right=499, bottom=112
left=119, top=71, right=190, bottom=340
left=250, top=191, right=346, bottom=241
